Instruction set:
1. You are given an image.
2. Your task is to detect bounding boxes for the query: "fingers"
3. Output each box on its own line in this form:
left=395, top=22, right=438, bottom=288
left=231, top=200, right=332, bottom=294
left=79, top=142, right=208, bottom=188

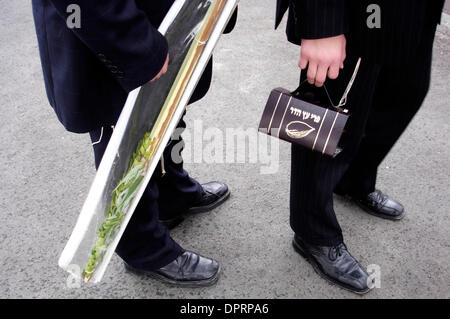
left=306, top=61, right=317, bottom=85
left=299, top=52, right=308, bottom=70
left=150, top=54, right=169, bottom=82
left=161, top=54, right=169, bottom=74
left=328, top=62, right=340, bottom=80
left=300, top=54, right=341, bottom=87
left=315, top=64, right=328, bottom=87
left=150, top=72, right=161, bottom=82
left=304, top=61, right=339, bottom=87
left=150, top=69, right=163, bottom=82
left=298, top=35, right=347, bottom=87
left=340, top=38, right=346, bottom=69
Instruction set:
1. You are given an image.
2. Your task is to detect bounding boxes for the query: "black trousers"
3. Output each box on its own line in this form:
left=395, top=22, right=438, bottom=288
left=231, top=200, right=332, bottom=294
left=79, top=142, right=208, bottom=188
left=290, top=24, right=437, bottom=246
left=89, top=111, right=203, bottom=270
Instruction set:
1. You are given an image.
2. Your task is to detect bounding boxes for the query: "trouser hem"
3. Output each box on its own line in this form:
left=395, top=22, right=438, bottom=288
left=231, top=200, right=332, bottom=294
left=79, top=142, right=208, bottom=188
left=293, top=232, right=344, bottom=247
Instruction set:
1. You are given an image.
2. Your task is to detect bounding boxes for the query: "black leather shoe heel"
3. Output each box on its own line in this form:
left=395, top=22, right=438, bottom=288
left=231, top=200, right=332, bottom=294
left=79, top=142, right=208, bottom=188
left=293, top=236, right=373, bottom=295
left=124, top=251, right=220, bottom=288
left=292, top=239, right=309, bottom=259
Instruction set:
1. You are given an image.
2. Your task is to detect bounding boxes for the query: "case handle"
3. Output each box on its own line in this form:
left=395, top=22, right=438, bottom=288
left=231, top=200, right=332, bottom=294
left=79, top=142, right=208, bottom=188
left=292, top=58, right=362, bottom=112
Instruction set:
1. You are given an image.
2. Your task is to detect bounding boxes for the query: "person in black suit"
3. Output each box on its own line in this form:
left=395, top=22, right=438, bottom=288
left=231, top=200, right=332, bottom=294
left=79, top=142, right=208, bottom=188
left=276, top=0, right=444, bottom=293
left=32, top=0, right=237, bottom=287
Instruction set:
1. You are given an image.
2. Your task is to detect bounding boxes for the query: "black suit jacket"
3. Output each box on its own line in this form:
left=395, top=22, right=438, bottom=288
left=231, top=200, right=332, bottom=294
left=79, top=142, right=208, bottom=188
left=32, top=0, right=237, bottom=133
left=275, top=0, right=444, bottom=63
left=276, top=0, right=349, bottom=41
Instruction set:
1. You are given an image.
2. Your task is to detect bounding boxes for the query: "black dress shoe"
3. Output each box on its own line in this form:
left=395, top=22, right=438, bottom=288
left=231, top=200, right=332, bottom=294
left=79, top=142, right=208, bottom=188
left=160, top=181, right=230, bottom=229
left=293, top=235, right=373, bottom=294
left=188, top=181, right=230, bottom=214
left=337, top=189, right=405, bottom=220
left=124, top=251, right=220, bottom=287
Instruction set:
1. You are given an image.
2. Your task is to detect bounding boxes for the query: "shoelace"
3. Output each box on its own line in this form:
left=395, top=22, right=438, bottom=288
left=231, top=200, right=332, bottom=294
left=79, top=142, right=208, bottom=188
left=371, top=190, right=388, bottom=207
left=330, top=243, right=347, bottom=260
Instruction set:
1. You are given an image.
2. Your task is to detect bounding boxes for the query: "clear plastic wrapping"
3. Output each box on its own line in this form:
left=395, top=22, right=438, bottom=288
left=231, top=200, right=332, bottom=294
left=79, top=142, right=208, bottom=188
left=58, top=0, right=238, bottom=283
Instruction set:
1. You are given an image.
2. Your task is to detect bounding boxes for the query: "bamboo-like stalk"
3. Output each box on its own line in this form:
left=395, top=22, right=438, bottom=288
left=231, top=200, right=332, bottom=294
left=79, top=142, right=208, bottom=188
left=146, top=0, right=227, bottom=158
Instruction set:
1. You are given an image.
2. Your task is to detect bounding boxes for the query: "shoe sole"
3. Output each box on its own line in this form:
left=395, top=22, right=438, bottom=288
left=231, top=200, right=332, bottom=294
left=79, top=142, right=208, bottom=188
left=124, top=263, right=221, bottom=288
left=336, top=194, right=405, bottom=221
left=292, top=239, right=372, bottom=295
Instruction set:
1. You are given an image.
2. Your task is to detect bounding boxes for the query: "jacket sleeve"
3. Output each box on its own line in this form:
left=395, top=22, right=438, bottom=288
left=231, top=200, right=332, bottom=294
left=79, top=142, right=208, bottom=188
left=49, top=0, right=168, bottom=92
left=223, top=7, right=238, bottom=34
left=291, top=0, right=349, bottom=39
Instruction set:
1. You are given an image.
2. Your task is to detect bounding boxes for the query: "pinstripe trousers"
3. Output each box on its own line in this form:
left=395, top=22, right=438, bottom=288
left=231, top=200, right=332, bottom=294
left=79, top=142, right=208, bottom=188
left=290, top=23, right=437, bottom=246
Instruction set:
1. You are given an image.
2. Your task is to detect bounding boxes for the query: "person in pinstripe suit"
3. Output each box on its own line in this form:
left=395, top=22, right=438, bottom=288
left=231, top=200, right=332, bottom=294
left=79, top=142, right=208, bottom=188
left=276, top=0, right=444, bottom=293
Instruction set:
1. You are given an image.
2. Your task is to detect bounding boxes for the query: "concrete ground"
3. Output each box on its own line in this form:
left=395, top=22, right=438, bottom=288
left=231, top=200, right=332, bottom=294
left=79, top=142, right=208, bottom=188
left=0, top=0, right=449, bottom=299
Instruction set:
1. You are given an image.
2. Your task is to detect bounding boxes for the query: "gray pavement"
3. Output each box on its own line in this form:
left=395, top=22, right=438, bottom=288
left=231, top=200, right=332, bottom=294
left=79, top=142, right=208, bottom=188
left=0, top=0, right=449, bottom=299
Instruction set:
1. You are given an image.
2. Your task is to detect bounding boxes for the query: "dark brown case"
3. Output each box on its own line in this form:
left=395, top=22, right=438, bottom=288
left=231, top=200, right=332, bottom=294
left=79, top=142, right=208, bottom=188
left=258, top=88, right=348, bottom=157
